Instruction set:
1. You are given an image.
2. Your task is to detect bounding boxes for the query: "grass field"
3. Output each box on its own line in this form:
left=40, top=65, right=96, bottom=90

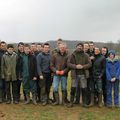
left=0, top=103, right=120, bottom=120
left=0, top=75, right=120, bottom=120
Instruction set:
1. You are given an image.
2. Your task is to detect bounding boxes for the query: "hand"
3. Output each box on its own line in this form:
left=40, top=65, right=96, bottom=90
left=39, top=75, right=44, bottom=80
left=76, top=64, right=83, bottom=69
left=59, top=70, right=64, bottom=75
left=90, top=56, right=95, bottom=60
left=33, top=77, right=37, bottom=80
left=111, top=77, right=116, bottom=82
left=56, top=70, right=61, bottom=75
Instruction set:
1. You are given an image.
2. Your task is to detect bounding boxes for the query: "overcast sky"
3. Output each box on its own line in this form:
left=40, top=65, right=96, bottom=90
left=0, top=0, right=120, bottom=43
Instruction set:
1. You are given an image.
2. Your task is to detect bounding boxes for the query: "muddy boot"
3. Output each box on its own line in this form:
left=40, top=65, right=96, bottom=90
left=62, top=91, right=67, bottom=106
left=88, top=93, right=94, bottom=107
left=0, top=91, right=3, bottom=103
left=32, top=94, right=37, bottom=105
left=82, top=88, right=89, bottom=107
left=67, top=87, right=76, bottom=108
left=52, top=92, right=59, bottom=105
left=24, top=94, right=30, bottom=104
left=98, top=93, right=102, bottom=108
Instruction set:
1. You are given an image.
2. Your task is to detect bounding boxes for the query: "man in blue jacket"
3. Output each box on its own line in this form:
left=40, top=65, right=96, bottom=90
left=37, top=43, right=51, bottom=106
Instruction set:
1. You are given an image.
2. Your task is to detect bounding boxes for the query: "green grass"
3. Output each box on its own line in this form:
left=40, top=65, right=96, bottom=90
left=0, top=74, right=120, bottom=120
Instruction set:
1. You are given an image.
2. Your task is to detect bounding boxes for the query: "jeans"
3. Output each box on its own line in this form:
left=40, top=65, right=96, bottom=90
left=106, top=80, right=119, bottom=106
left=53, top=75, right=67, bottom=92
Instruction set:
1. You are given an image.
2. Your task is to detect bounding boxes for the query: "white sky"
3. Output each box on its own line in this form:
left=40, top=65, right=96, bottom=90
left=0, top=0, right=120, bottom=43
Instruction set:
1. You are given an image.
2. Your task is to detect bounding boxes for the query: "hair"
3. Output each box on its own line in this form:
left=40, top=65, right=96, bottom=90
left=18, top=42, right=24, bottom=47
left=76, top=42, right=83, bottom=47
left=0, top=41, right=6, bottom=45
left=57, top=38, right=63, bottom=42
left=24, top=44, right=30, bottom=48
left=7, top=44, right=14, bottom=49
left=31, top=43, right=36, bottom=45
left=43, top=42, right=50, bottom=47
left=89, top=41, right=94, bottom=44
left=37, top=43, right=43, bottom=46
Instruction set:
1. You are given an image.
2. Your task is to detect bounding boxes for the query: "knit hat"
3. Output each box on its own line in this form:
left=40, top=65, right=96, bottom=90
left=108, top=50, right=116, bottom=56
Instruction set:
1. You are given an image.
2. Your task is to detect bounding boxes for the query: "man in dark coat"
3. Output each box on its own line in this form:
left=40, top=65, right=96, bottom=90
left=67, top=43, right=91, bottom=107
left=93, top=47, right=106, bottom=107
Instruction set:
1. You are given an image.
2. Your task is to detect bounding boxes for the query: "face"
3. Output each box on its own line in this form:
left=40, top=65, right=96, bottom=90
left=57, top=41, right=63, bottom=47
left=94, top=48, right=100, bottom=55
left=102, top=48, right=107, bottom=56
left=7, top=48, right=14, bottom=54
left=1, top=43, right=7, bottom=51
left=59, top=43, right=66, bottom=54
left=37, top=44, right=43, bottom=52
left=84, top=44, right=89, bottom=52
left=43, top=45, right=50, bottom=53
left=18, top=44, right=24, bottom=53
left=76, top=45, right=83, bottom=52
left=30, top=44, right=37, bottom=52
left=109, top=53, right=115, bottom=59
left=24, top=47, right=30, bottom=54
left=89, top=43, right=94, bottom=50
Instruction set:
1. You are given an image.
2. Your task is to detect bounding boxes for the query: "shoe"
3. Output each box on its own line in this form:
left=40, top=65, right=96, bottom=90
left=6, top=100, right=11, bottom=104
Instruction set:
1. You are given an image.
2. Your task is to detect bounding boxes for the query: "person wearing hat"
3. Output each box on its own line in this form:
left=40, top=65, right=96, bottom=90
left=106, top=50, right=120, bottom=108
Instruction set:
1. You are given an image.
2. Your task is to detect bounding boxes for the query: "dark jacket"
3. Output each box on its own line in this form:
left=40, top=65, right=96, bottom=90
left=67, top=50, right=91, bottom=76
left=93, top=54, right=105, bottom=78
left=50, top=50, right=69, bottom=76
left=19, top=53, right=37, bottom=79
left=0, top=49, right=6, bottom=79
left=37, top=52, right=51, bottom=76
left=106, top=58, right=120, bottom=81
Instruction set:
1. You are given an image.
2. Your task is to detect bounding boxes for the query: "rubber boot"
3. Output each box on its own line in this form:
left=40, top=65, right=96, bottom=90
left=98, top=93, right=102, bottom=108
left=74, top=86, right=80, bottom=104
left=62, top=91, right=67, bottom=106
left=88, top=93, right=94, bottom=107
left=52, top=92, right=59, bottom=105
left=67, top=87, right=76, bottom=108
left=82, top=88, right=89, bottom=107
left=0, top=90, right=3, bottom=103
left=24, top=94, right=30, bottom=104
left=32, top=94, right=37, bottom=105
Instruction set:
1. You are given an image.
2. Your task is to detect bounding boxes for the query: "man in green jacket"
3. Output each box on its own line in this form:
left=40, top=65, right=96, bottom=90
left=1, top=44, right=19, bottom=104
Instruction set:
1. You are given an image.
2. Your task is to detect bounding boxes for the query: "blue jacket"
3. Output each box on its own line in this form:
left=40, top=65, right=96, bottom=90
left=106, top=58, right=120, bottom=81
left=37, top=52, right=51, bottom=76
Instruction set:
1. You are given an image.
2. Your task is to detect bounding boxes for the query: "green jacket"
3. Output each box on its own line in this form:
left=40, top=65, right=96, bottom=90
left=1, top=52, right=18, bottom=81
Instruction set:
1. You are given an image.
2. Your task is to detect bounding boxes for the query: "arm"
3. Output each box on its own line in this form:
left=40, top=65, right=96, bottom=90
left=36, top=54, right=43, bottom=76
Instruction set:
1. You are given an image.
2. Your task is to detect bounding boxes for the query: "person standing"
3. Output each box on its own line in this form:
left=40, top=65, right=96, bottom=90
left=37, top=43, right=52, bottom=106
left=106, top=50, right=120, bottom=108
left=93, top=47, right=105, bottom=107
left=101, top=47, right=108, bottom=106
left=1, top=44, right=19, bottom=104
left=50, top=42, right=69, bottom=105
left=19, top=44, right=38, bottom=105
left=0, top=41, right=7, bottom=103
left=67, top=43, right=91, bottom=107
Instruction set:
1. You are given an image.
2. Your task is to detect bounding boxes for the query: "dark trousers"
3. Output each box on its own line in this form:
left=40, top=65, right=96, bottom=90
left=36, top=79, right=40, bottom=101
left=38, top=73, right=52, bottom=102
left=102, top=76, right=107, bottom=105
left=17, top=79, right=26, bottom=101
left=5, top=81, right=18, bottom=102
left=86, top=76, right=94, bottom=104
left=23, top=77, right=37, bottom=95
left=0, top=79, right=6, bottom=100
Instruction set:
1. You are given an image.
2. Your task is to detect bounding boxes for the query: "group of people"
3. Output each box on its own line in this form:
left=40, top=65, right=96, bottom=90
left=0, top=39, right=119, bottom=108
